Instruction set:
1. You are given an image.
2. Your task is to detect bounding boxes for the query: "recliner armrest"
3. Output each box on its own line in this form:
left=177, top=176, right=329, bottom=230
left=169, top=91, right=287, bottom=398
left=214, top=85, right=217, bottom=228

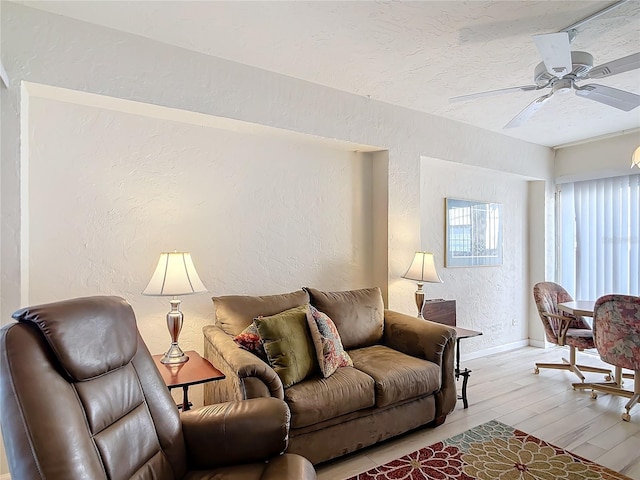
left=383, top=309, right=457, bottom=418
left=181, top=397, right=290, bottom=469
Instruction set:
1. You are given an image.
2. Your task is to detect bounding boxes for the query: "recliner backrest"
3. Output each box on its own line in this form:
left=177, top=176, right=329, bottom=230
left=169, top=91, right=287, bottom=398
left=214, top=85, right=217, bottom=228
left=1, top=296, right=188, bottom=480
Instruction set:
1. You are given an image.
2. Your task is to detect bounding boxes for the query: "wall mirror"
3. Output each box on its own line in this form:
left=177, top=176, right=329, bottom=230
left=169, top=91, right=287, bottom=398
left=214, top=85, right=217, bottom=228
left=445, top=198, right=503, bottom=267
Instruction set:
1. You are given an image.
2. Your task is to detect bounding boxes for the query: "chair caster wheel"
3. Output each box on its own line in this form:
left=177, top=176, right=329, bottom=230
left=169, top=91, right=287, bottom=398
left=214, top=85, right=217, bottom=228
left=591, top=392, right=598, bottom=399
left=534, top=368, right=539, bottom=374
left=622, top=413, right=631, bottom=422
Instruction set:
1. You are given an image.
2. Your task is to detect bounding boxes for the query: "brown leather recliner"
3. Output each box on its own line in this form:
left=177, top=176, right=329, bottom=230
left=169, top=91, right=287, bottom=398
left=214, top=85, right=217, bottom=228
left=0, top=296, right=316, bottom=480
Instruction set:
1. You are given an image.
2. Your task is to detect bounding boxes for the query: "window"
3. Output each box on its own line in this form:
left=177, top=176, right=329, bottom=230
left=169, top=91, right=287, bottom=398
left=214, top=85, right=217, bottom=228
left=558, top=174, right=639, bottom=299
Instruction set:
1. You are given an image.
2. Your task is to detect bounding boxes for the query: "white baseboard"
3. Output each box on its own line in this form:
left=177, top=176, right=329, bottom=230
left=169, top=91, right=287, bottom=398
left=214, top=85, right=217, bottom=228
left=0, top=472, right=11, bottom=480
left=460, top=339, right=529, bottom=362
left=528, top=339, right=547, bottom=348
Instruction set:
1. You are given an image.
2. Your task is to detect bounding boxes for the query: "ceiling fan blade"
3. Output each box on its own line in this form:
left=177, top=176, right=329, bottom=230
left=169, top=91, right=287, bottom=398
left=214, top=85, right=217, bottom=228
left=533, top=32, right=573, bottom=76
left=504, top=92, right=553, bottom=129
left=449, top=85, right=540, bottom=103
left=575, top=84, right=640, bottom=111
left=585, top=52, right=640, bottom=79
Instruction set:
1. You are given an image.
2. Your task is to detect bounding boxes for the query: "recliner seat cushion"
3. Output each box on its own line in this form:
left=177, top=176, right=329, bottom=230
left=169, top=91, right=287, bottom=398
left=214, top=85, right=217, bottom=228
left=284, top=367, right=375, bottom=428
left=349, top=345, right=441, bottom=408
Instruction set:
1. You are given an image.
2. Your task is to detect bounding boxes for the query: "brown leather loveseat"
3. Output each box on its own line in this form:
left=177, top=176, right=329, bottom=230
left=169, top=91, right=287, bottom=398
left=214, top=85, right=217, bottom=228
left=203, top=287, right=457, bottom=464
left=0, top=296, right=315, bottom=480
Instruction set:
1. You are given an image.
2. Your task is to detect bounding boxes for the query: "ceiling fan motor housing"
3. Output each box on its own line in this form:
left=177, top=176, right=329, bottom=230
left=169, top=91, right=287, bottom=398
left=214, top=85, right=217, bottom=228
left=534, top=51, right=594, bottom=86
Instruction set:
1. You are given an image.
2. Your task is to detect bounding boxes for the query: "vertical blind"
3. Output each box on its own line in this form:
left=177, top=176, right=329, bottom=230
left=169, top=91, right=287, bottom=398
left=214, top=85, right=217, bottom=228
left=558, top=174, right=639, bottom=299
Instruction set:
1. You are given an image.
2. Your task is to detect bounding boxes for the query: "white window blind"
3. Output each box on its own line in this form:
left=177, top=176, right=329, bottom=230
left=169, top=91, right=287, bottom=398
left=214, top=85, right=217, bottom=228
left=558, top=174, right=639, bottom=299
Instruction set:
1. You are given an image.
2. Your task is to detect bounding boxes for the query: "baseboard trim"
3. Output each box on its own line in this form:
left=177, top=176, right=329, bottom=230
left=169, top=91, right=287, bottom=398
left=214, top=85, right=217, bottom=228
left=0, top=472, right=11, bottom=480
left=528, top=339, right=547, bottom=348
left=460, top=339, right=529, bottom=362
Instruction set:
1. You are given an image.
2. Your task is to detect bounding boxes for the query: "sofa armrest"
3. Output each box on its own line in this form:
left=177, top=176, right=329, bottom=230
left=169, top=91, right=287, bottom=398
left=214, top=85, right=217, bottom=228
left=181, top=397, right=290, bottom=469
left=203, top=325, right=284, bottom=403
left=383, top=309, right=457, bottom=418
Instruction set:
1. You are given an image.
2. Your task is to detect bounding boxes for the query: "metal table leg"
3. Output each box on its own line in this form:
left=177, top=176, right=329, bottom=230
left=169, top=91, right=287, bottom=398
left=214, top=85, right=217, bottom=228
left=455, top=337, right=472, bottom=409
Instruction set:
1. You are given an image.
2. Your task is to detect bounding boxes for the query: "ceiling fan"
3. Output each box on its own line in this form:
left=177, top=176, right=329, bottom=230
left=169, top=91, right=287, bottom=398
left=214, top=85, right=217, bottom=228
left=450, top=0, right=640, bottom=129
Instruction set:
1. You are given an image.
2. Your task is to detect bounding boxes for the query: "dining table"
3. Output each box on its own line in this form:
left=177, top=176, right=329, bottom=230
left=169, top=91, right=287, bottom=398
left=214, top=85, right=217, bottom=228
left=558, top=300, right=595, bottom=317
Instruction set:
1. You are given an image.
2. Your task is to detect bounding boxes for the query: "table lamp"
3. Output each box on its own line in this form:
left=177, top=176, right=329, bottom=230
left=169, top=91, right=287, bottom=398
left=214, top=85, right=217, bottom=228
left=143, top=251, right=207, bottom=364
left=402, top=251, right=443, bottom=317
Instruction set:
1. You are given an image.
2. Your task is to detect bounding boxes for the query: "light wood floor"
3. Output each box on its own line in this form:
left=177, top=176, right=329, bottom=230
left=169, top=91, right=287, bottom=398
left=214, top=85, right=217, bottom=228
left=316, top=346, right=640, bottom=480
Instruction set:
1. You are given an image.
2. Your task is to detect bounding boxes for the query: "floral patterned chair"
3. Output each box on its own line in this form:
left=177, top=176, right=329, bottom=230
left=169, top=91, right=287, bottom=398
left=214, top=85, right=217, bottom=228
left=533, top=282, right=611, bottom=387
left=591, top=294, right=640, bottom=422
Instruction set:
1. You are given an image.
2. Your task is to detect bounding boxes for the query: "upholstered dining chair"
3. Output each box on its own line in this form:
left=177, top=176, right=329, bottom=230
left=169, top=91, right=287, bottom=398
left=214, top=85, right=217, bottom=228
left=533, top=282, right=611, bottom=387
left=590, top=294, right=640, bottom=422
left=0, top=296, right=316, bottom=480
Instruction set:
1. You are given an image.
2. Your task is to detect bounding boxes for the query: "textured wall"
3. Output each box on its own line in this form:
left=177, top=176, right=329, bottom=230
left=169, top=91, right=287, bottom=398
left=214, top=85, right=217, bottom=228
left=419, top=158, right=529, bottom=354
left=555, top=131, right=640, bottom=183
left=26, top=96, right=377, bottom=355
left=1, top=3, right=554, bottom=324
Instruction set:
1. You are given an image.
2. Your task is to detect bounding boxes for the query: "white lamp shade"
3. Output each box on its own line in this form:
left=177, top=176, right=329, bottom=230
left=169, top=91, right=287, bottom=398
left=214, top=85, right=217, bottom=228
left=142, top=252, right=207, bottom=296
left=402, top=252, right=443, bottom=283
left=632, top=146, right=640, bottom=168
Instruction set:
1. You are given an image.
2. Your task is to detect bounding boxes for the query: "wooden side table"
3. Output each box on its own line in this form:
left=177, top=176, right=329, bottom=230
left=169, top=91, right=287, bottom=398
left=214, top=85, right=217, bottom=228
left=152, top=350, right=225, bottom=411
left=421, top=300, right=483, bottom=409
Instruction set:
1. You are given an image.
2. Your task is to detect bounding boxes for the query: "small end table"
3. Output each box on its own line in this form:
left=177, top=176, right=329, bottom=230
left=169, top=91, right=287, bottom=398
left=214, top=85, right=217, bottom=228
left=421, top=300, right=482, bottom=409
left=152, top=350, right=225, bottom=411
left=451, top=326, right=483, bottom=409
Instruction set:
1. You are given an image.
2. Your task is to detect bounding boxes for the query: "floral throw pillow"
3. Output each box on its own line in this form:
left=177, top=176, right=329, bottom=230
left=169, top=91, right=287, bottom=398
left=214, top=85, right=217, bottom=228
left=306, top=305, right=353, bottom=378
left=233, top=323, right=267, bottom=360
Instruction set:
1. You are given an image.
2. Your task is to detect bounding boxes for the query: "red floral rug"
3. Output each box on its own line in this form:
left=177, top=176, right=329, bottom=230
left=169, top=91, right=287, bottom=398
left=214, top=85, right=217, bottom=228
left=347, top=420, right=631, bottom=479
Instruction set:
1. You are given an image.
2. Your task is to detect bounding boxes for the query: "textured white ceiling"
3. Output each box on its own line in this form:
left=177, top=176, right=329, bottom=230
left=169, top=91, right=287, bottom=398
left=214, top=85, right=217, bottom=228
left=21, top=0, right=640, bottom=147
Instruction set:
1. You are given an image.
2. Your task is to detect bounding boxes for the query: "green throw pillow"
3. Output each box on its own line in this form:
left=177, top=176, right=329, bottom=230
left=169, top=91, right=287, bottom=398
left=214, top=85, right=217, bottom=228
left=254, top=304, right=317, bottom=388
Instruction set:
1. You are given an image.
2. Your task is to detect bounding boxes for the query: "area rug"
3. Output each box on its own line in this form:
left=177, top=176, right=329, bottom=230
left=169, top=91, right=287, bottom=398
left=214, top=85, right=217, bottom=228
left=347, top=420, right=631, bottom=479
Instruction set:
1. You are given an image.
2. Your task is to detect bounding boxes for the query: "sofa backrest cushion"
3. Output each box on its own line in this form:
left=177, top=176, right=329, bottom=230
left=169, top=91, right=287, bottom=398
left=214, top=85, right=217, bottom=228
left=304, top=287, right=384, bottom=350
left=212, top=290, right=310, bottom=336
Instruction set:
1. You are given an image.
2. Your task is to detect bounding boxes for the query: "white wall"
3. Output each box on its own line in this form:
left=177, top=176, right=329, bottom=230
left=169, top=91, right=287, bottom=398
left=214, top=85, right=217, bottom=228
left=527, top=180, right=555, bottom=347
left=0, top=4, right=555, bottom=475
left=1, top=2, right=554, bottom=317
left=555, top=131, right=640, bottom=183
left=419, top=158, right=531, bottom=354
left=26, top=94, right=380, bottom=350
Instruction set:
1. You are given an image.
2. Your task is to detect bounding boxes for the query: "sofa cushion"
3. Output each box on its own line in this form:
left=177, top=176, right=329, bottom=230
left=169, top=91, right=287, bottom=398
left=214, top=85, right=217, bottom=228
left=254, top=305, right=318, bottom=388
left=306, top=306, right=353, bottom=378
left=212, top=290, right=310, bottom=336
left=304, top=287, right=384, bottom=350
left=349, top=345, right=441, bottom=408
left=284, top=367, right=375, bottom=428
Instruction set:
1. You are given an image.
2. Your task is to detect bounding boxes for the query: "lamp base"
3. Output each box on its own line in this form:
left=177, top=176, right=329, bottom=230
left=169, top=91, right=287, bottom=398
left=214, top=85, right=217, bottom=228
left=414, top=282, right=425, bottom=317
left=161, top=298, right=189, bottom=364
left=160, top=343, right=189, bottom=364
